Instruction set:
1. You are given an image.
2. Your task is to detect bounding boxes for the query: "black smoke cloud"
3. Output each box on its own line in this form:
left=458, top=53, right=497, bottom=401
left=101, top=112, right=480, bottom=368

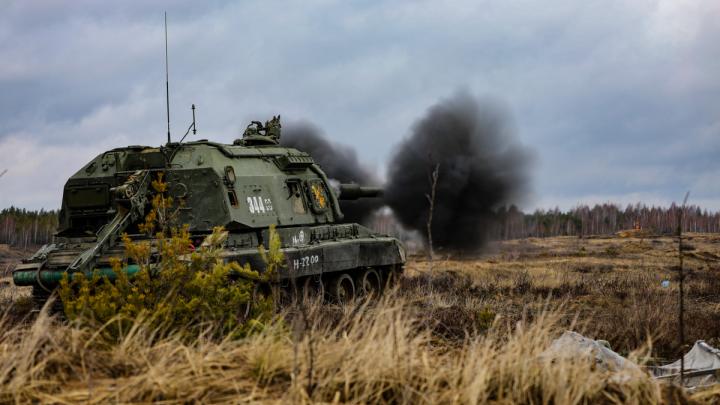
left=384, top=93, right=531, bottom=251
left=282, top=123, right=383, bottom=224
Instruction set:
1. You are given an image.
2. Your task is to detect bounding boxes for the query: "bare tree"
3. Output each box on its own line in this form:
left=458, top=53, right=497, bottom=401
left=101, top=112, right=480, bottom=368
left=426, top=164, right=440, bottom=281
left=677, top=191, right=690, bottom=384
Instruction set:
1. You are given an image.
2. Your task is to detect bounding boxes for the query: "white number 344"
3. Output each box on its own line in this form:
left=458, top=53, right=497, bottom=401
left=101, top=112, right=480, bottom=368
left=247, top=196, right=273, bottom=214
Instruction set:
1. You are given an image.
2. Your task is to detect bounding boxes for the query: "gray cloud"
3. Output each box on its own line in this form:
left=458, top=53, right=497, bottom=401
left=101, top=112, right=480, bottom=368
left=0, top=0, right=718, bottom=211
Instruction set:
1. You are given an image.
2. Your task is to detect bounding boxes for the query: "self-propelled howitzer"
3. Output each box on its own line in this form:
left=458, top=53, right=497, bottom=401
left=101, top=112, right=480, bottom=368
left=13, top=117, right=405, bottom=306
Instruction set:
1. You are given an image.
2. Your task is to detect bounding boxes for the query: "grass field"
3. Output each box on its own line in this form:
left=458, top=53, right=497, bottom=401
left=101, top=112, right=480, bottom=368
left=405, top=233, right=720, bottom=360
left=1, top=234, right=719, bottom=403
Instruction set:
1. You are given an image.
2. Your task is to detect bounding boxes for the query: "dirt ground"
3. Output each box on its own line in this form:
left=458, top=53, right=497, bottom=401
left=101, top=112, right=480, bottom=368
left=0, top=245, right=32, bottom=304
left=0, top=243, right=33, bottom=275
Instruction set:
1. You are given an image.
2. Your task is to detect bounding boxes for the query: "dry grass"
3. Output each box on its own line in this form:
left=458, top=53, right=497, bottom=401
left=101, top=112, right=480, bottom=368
left=408, top=233, right=720, bottom=360
left=0, top=296, right=674, bottom=404
left=0, top=234, right=719, bottom=403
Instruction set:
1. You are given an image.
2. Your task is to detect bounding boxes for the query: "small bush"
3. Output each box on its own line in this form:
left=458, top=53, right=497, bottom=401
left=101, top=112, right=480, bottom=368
left=604, top=245, right=620, bottom=257
left=512, top=270, right=533, bottom=295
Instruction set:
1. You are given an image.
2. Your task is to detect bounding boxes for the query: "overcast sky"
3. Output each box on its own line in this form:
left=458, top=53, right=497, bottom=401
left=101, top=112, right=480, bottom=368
left=0, top=0, right=718, bottom=211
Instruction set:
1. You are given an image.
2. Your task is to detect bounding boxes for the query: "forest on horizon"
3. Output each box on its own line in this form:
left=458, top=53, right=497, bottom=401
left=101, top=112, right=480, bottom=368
left=3, top=203, right=719, bottom=248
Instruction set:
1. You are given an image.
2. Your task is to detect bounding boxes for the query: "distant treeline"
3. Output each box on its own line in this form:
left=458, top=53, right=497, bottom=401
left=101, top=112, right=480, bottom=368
left=0, top=207, right=58, bottom=248
left=374, top=203, right=720, bottom=242
left=2, top=203, right=719, bottom=248
left=490, top=203, right=720, bottom=239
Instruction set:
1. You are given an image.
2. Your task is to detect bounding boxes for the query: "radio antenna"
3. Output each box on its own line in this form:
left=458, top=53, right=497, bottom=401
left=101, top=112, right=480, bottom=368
left=164, top=12, right=171, bottom=144
left=192, top=103, right=197, bottom=135
left=178, top=104, right=197, bottom=144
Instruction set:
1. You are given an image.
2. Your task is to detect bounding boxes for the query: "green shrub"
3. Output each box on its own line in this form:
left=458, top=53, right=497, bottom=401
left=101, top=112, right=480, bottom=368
left=477, top=306, right=496, bottom=331
left=59, top=172, right=277, bottom=338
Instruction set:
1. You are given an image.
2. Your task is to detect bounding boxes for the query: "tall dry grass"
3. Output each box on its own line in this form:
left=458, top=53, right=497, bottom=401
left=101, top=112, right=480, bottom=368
left=4, top=233, right=720, bottom=403
left=0, top=291, right=692, bottom=404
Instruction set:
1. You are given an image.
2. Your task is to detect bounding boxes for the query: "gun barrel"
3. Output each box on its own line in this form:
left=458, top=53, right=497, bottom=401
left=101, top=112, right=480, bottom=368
left=337, top=184, right=383, bottom=200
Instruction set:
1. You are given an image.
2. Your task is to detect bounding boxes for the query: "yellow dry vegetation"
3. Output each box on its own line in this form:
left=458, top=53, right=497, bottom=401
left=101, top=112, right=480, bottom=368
left=1, top=230, right=720, bottom=403
left=0, top=295, right=678, bottom=404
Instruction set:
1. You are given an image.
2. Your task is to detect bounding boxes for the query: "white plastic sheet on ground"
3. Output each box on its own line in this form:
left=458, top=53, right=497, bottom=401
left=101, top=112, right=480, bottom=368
left=653, top=341, right=720, bottom=388
left=545, top=332, right=720, bottom=388
left=543, top=331, right=641, bottom=373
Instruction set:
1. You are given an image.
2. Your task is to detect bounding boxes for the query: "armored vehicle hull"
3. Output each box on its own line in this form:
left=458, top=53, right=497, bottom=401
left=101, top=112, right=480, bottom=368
left=14, top=118, right=405, bottom=305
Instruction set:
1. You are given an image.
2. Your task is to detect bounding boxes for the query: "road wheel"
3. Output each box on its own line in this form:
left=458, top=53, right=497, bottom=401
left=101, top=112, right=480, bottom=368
left=328, top=273, right=355, bottom=304
left=356, top=268, right=381, bottom=298
left=32, top=286, right=64, bottom=315
left=383, top=266, right=403, bottom=290
left=301, top=276, right=325, bottom=304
